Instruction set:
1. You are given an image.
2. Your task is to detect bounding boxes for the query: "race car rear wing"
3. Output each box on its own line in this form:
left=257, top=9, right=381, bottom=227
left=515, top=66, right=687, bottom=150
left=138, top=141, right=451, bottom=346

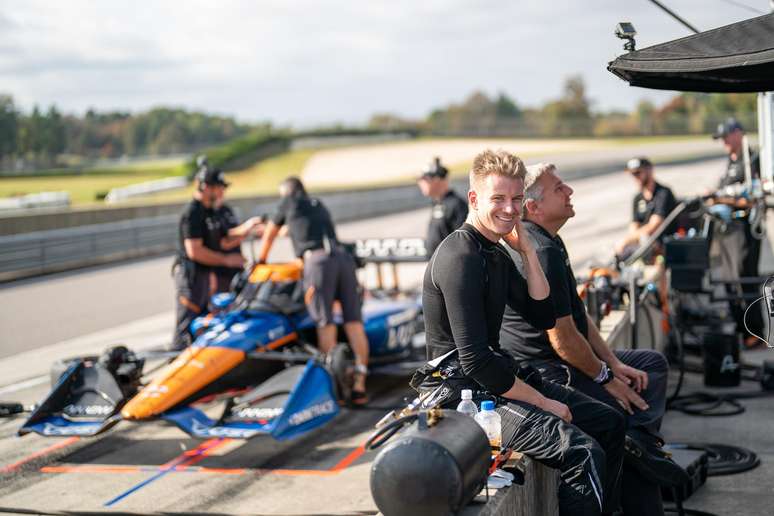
left=355, top=238, right=427, bottom=264
left=355, top=238, right=427, bottom=291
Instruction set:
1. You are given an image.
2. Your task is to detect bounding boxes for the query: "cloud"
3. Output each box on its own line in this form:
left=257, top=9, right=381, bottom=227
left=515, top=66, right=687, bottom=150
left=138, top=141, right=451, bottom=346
left=0, top=55, right=187, bottom=75
left=0, top=0, right=762, bottom=125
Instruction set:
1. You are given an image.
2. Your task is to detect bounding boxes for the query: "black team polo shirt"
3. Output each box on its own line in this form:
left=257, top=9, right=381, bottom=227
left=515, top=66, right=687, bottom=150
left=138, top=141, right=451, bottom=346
left=499, top=220, right=588, bottom=362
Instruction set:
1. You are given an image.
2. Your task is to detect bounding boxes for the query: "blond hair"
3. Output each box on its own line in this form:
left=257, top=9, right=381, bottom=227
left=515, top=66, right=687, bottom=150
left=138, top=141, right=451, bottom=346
left=469, top=149, right=526, bottom=189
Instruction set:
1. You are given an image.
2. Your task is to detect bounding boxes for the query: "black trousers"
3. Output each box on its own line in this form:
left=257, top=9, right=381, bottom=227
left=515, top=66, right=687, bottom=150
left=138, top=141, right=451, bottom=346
left=531, top=349, right=669, bottom=516
left=172, top=263, right=211, bottom=350
left=492, top=381, right=625, bottom=516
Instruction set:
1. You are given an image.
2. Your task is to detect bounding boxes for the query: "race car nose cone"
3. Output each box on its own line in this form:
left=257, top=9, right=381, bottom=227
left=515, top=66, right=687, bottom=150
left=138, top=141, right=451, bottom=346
left=121, top=346, right=245, bottom=420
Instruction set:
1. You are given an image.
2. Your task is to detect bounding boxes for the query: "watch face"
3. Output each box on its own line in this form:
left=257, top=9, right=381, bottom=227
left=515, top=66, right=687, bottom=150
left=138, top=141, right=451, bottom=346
left=602, top=364, right=613, bottom=384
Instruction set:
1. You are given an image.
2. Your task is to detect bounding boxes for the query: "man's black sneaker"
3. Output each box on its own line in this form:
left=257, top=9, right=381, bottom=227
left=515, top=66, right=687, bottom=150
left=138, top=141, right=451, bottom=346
left=624, top=435, right=691, bottom=487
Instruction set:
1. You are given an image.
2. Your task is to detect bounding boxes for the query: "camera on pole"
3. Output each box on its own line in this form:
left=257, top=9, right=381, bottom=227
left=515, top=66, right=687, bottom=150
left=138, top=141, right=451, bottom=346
left=615, top=22, right=637, bottom=52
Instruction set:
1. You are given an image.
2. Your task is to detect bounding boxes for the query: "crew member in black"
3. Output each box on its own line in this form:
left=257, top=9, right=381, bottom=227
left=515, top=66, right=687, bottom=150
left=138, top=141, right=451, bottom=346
left=172, top=167, right=262, bottom=350
left=500, top=163, right=685, bottom=516
left=257, top=176, right=370, bottom=404
left=417, top=157, right=468, bottom=255
left=418, top=150, right=624, bottom=516
left=615, top=157, right=678, bottom=259
left=711, top=117, right=763, bottom=345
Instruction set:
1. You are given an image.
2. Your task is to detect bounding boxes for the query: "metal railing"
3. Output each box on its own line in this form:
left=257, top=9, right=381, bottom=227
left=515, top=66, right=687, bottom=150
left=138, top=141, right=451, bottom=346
left=0, top=183, right=431, bottom=282
left=0, top=216, right=179, bottom=281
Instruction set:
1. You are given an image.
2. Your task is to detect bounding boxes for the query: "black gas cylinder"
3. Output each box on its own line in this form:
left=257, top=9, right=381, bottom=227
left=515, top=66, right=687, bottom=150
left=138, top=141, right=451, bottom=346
left=370, top=410, right=491, bottom=516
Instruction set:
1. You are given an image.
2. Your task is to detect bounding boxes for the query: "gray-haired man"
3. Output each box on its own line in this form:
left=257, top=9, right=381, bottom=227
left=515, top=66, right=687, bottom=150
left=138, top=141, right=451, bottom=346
left=499, top=163, right=687, bottom=516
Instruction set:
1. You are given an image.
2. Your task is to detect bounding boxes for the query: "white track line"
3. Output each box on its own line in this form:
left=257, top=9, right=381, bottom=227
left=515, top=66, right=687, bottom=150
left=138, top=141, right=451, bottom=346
left=0, top=311, right=173, bottom=389
left=0, top=375, right=48, bottom=396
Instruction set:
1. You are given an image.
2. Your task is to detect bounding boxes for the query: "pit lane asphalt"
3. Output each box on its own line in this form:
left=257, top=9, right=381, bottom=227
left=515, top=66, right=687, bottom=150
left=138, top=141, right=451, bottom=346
left=0, top=159, right=730, bottom=515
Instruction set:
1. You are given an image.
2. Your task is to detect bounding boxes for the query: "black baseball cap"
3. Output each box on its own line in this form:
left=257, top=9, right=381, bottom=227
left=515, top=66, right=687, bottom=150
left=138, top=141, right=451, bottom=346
left=625, top=157, right=652, bottom=171
left=197, top=167, right=230, bottom=187
left=713, top=117, right=744, bottom=139
left=418, top=158, right=449, bottom=180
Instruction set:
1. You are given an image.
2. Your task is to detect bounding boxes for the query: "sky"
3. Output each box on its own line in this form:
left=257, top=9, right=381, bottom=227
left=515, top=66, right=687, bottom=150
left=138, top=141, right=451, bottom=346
left=0, top=0, right=770, bottom=127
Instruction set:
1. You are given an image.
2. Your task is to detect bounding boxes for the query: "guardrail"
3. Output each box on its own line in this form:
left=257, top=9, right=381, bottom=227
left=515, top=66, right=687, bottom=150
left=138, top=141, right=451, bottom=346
left=0, top=216, right=178, bottom=281
left=0, top=183, right=432, bottom=282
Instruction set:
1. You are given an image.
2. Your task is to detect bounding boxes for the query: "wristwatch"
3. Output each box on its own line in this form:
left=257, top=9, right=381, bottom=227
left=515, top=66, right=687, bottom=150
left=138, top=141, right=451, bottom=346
left=594, top=362, right=614, bottom=385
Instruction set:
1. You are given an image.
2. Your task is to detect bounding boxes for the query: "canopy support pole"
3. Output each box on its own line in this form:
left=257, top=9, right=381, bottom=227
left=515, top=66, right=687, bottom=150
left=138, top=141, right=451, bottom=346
left=759, top=93, right=774, bottom=191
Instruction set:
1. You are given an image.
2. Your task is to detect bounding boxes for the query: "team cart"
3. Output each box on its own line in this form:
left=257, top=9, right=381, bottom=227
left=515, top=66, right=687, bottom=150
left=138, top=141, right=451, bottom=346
left=16, top=237, right=428, bottom=441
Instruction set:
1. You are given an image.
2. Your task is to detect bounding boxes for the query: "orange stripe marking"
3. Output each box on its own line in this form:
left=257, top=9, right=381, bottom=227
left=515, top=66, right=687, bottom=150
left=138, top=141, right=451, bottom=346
left=176, top=438, right=232, bottom=471
left=197, top=467, right=247, bottom=475
left=0, top=437, right=79, bottom=473
left=41, top=464, right=249, bottom=475
left=329, top=445, right=365, bottom=472
left=255, top=468, right=337, bottom=477
left=41, top=465, right=141, bottom=474
left=33, top=442, right=365, bottom=478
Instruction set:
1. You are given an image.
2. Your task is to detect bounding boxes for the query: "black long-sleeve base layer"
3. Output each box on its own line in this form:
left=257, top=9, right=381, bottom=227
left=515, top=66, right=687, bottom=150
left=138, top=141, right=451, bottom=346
left=421, top=224, right=624, bottom=515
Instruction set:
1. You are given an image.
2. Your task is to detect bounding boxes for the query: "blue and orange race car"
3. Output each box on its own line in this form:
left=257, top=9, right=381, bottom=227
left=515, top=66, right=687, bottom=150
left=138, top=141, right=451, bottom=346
left=19, top=251, right=425, bottom=442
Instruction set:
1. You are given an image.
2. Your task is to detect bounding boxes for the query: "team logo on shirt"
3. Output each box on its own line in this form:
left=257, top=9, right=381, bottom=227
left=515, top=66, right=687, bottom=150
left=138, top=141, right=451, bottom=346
left=727, top=164, right=742, bottom=180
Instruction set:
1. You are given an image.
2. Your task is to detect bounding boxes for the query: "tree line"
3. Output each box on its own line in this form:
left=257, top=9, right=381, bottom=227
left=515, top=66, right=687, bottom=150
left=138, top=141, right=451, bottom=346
left=0, top=95, right=257, bottom=168
left=0, top=76, right=759, bottom=172
left=368, top=76, right=759, bottom=138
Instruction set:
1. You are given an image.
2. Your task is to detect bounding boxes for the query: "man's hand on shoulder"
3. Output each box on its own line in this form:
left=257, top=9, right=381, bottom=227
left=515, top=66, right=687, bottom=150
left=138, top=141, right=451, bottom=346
left=604, top=377, right=649, bottom=415
left=610, top=361, right=648, bottom=392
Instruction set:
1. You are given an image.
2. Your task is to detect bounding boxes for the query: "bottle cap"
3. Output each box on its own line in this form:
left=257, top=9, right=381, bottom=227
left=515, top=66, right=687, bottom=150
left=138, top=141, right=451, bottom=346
left=481, top=400, right=495, bottom=411
left=461, top=389, right=472, bottom=400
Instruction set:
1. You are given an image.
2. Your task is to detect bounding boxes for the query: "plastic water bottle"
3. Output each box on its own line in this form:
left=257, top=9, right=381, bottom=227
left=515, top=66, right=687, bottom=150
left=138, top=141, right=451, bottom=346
left=752, top=178, right=763, bottom=198
left=456, top=389, right=478, bottom=417
left=474, top=400, right=502, bottom=453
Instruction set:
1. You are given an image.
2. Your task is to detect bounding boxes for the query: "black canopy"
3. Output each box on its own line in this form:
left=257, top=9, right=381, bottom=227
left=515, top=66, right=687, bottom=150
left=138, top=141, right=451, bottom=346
left=608, top=13, right=774, bottom=92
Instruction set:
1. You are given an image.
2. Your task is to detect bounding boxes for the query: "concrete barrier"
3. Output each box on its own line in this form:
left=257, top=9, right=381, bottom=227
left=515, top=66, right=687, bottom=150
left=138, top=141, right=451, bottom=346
left=105, top=176, right=188, bottom=203
left=0, top=191, right=70, bottom=212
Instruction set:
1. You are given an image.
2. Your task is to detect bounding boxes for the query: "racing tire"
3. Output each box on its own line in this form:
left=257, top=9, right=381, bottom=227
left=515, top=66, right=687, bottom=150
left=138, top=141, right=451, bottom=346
left=327, top=343, right=355, bottom=404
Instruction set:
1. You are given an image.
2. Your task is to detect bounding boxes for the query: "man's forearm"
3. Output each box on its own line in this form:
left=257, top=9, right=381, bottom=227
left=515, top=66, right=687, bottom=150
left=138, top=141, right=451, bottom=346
left=220, top=235, right=243, bottom=251
left=501, top=377, right=547, bottom=406
left=548, top=323, right=603, bottom=378
left=585, top=314, right=620, bottom=366
left=257, top=223, right=280, bottom=262
left=521, top=249, right=550, bottom=300
left=186, top=244, right=228, bottom=266
left=228, top=219, right=256, bottom=238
